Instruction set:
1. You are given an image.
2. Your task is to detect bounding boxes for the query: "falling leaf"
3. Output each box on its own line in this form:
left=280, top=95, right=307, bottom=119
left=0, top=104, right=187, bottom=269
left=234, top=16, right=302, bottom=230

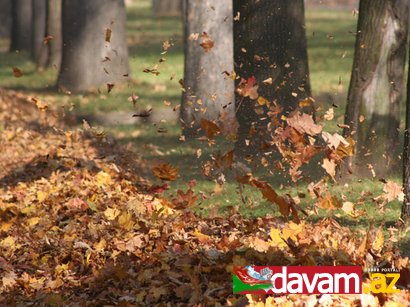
left=43, top=35, right=54, bottom=44
left=262, top=77, right=272, bottom=85
left=322, top=132, right=348, bottom=149
left=132, top=108, right=152, bottom=118
left=299, top=97, right=315, bottom=108
left=171, top=189, right=198, bottom=209
left=105, top=28, right=112, bottom=42
left=383, top=181, right=404, bottom=202
left=107, top=83, right=114, bottom=93
left=199, top=32, right=214, bottom=52
left=153, top=163, right=179, bottom=181
left=324, top=108, right=334, bottom=121
left=316, top=192, right=341, bottom=210
left=200, top=118, right=221, bottom=139
left=287, top=112, right=322, bottom=136
left=12, top=67, right=23, bottom=77
left=322, top=158, right=336, bottom=179
left=236, top=77, right=259, bottom=100
left=257, top=96, right=269, bottom=106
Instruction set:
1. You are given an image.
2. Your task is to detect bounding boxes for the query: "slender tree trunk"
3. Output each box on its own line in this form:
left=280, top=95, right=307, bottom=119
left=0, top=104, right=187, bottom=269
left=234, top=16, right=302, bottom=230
left=403, top=42, right=410, bottom=225
left=233, top=0, right=312, bottom=157
left=32, top=0, right=47, bottom=61
left=181, top=0, right=235, bottom=136
left=58, top=0, right=130, bottom=93
left=341, top=0, right=409, bottom=179
left=47, top=0, right=62, bottom=69
left=10, top=0, right=32, bottom=52
left=0, top=0, right=11, bottom=39
left=153, top=0, right=182, bottom=17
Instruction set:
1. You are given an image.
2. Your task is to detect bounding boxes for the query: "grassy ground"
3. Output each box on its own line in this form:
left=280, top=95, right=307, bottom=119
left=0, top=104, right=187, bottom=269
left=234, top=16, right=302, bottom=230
left=0, top=1, right=407, bottom=250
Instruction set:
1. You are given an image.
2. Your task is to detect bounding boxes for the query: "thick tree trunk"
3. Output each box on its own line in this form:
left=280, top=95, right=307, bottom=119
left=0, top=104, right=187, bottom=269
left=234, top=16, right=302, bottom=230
left=403, top=42, right=410, bottom=225
left=32, top=0, right=47, bottom=61
left=153, top=0, right=182, bottom=17
left=0, top=0, right=11, bottom=38
left=181, top=0, right=235, bottom=136
left=10, top=0, right=32, bottom=52
left=58, top=0, right=130, bottom=93
left=341, top=0, right=409, bottom=179
left=233, top=0, right=312, bottom=157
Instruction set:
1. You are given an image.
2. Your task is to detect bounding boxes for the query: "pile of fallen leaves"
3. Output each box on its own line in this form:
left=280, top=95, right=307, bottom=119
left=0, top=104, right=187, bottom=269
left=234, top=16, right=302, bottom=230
left=0, top=89, right=409, bottom=305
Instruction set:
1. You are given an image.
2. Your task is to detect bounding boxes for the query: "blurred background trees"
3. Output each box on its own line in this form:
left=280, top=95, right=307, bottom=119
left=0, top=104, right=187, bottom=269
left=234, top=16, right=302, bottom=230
left=57, top=0, right=130, bottom=93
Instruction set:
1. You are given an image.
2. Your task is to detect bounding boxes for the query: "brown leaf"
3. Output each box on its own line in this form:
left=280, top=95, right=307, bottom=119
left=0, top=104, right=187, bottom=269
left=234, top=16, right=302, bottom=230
left=287, top=112, right=322, bottom=136
left=171, top=189, right=198, bottom=209
left=105, top=28, right=112, bottom=42
left=200, top=118, right=221, bottom=139
left=153, top=163, right=179, bottom=181
left=199, top=32, right=214, bottom=52
left=12, top=67, right=23, bottom=78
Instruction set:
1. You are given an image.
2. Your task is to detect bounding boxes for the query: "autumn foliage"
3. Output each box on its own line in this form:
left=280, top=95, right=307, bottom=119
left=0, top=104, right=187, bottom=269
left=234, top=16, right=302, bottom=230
left=0, top=86, right=409, bottom=305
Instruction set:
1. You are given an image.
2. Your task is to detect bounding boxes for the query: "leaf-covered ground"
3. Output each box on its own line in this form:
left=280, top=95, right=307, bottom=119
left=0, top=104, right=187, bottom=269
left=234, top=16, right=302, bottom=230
left=0, top=90, right=409, bottom=306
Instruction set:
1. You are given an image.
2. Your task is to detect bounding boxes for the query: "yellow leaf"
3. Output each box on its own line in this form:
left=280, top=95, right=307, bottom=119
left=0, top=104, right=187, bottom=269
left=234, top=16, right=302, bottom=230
left=27, top=217, right=40, bottom=227
left=282, top=221, right=304, bottom=241
left=269, top=228, right=286, bottom=248
left=372, top=227, right=384, bottom=252
left=257, top=96, right=269, bottom=106
left=104, top=207, right=120, bottom=221
left=96, top=171, right=112, bottom=187
left=37, top=191, right=48, bottom=203
left=94, top=238, right=107, bottom=252
left=118, top=212, right=134, bottom=230
left=1, top=236, right=15, bottom=249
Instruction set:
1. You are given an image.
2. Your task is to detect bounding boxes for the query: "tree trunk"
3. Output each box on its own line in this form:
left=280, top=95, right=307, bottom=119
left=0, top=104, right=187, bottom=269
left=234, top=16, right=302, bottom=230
left=32, top=0, right=47, bottom=61
left=10, top=0, right=32, bottom=52
left=47, top=0, right=62, bottom=69
left=57, top=0, right=130, bottom=93
left=153, top=0, right=182, bottom=17
left=0, top=0, right=11, bottom=39
left=403, top=42, right=410, bottom=225
left=181, top=0, right=235, bottom=136
left=233, top=0, right=312, bottom=157
left=341, top=0, right=409, bottom=179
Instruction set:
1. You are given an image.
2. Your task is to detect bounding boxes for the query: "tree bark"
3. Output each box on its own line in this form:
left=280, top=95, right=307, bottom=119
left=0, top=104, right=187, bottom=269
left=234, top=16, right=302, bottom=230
left=10, top=0, right=32, bottom=52
left=153, top=0, right=182, bottom=17
left=0, top=0, right=11, bottom=38
left=32, top=0, right=47, bottom=61
left=341, top=0, right=409, bottom=179
left=57, top=0, right=130, bottom=93
left=47, top=0, right=62, bottom=69
left=403, top=41, right=410, bottom=225
left=233, top=0, right=312, bottom=157
left=181, top=0, right=235, bottom=136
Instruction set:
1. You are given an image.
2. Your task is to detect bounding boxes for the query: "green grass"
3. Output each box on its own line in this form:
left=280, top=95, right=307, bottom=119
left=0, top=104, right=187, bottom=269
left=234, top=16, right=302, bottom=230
left=0, top=1, right=407, bottom=251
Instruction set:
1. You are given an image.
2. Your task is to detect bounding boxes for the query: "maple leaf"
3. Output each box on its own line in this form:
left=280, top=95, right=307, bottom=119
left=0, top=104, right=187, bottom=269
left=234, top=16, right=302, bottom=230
left=200, top=118, right=221, bottom=139
left=171, top=189, right=198, bottom=209
left=236, top=76, right=259, bottom=100
left=153, top=163, right=179, bottom=181
left=199, top=32, right=214, bottom=52
left=382, top=180, right=404, bottom=202
left=322, top=132, right=348, bottom=150
left=286, top=112, right=322, bottom=136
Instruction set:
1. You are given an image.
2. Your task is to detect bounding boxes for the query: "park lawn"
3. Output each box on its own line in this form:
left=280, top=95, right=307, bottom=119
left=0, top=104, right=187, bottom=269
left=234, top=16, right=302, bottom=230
left=0, top=0, right=407, bottom=251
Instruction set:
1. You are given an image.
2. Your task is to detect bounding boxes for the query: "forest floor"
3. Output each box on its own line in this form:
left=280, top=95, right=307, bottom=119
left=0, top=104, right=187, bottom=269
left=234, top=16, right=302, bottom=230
left=0, top=86, right=409, bottom=305
left=0, top=0, right=409, bottom=304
